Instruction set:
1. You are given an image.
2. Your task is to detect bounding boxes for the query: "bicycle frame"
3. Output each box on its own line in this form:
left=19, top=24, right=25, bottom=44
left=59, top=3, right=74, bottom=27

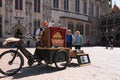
left=18, top=45, right=34, bottom=60
left=4, top=37, right=35, bottom=66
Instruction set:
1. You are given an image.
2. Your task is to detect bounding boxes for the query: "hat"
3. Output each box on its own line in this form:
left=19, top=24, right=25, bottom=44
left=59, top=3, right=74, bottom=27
left=67, top=29, right=71, bottom=32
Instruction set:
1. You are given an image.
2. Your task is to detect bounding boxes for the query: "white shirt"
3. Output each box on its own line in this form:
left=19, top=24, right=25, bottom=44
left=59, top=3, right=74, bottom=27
left=35, top=28, right=40, bottom=36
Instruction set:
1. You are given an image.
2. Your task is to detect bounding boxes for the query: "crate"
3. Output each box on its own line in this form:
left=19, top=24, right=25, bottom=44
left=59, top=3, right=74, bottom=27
left=69, top=50, right=91, bottom=66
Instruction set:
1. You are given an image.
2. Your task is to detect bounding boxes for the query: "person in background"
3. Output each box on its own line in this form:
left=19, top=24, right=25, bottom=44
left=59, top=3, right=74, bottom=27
left=15, top=29, right=22, bottom=38
left=66, top=29, right=73, bottom=49
left=110, top=39, right=114, bottom=49
left=105, top=38, right=110, bottom=49
left=73, top=31, right=83, bottom=50
left=87, top=40, right=90, bottom=46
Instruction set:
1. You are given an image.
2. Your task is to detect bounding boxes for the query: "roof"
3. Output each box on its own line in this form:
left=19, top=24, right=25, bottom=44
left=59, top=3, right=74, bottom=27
left=112, top=4, right=120, bottom=13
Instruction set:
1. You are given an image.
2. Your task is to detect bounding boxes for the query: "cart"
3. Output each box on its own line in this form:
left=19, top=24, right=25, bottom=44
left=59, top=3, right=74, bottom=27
left=0, top=27, right=70, bottom=76
left=36, top=47, right=69, bottom=68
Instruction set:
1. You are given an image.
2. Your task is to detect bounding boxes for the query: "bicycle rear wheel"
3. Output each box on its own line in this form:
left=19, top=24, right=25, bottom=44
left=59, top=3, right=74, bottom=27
left=0, top=50, right=24, bottom=76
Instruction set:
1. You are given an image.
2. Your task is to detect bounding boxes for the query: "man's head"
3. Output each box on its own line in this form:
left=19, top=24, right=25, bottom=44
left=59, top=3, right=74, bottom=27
left=67, top=29, right=71, bottom=34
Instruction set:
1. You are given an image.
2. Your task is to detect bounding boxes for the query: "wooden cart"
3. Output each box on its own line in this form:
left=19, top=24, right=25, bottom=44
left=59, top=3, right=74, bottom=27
left=36, top=27, right=90, bottom=67
left=36, top=47, right=70, bottom=69
left=35, top=27, right=70, bottom=69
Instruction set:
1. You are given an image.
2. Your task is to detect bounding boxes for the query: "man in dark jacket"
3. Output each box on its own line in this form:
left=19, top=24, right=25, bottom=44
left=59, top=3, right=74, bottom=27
left=66, top=29, right=73, bottom=49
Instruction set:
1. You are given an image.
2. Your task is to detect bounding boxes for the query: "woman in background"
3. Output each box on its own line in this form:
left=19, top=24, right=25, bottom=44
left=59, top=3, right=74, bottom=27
left=73, top=31, right=83, bottom=50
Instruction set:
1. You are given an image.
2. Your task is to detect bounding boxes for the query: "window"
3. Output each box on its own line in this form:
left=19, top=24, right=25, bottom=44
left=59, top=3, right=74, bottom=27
left=15, top=0, right=23, bottom=10
left=89, top=1, right=91, bottom=16
left=76, top=24, right=83, bottom=35
left=95, top=4, right=99, bottom=17
left=83, top=0, right=87, bottom=15
left=68, top=22, right=73, bottom=33
left=89, top=1, right=94, bottom=17
left=91, top=2, right=94, bottom=17
left=101, top=27, right=106, bottom=32
left=34, top=20, right=40, bottom=29
left=101, top=21, right=106, bottom=25
left=64, top=0, right=69, bottom=11
left=0, top=17, right=2, bottom=37
left=34, top=20, right=40, bottom=36
left=115, top=18, right=120, bottom=24
left=53, top=0, right=59, bottom=8
left=34, top=0, right=40, bottom=12
left=0, top=0, right=2, bottom=7
left=75, top=0, right=80, bottom=12
left=85, top=24, right=90, bottom=36
left=108, top=19, right=113, bottom=25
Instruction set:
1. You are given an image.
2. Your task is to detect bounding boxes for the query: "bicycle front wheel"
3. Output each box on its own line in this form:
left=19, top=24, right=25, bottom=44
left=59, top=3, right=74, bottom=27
left=0, top=50, right=24, bottom=76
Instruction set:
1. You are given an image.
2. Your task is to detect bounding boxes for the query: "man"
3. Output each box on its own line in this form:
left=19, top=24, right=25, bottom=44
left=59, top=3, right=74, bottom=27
left=66, top=29, right=73, bottom=49
left=35, top=28, right=44, bottom=42
left=15, top=29, right=22, bottom=38
left=34, top=27, right=44, bottom=65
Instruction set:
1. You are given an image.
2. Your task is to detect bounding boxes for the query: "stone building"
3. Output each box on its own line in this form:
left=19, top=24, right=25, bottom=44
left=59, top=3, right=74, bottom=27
left=100, top=4, right=120, bottom=46
left=0, top=0, right=112, bottom=46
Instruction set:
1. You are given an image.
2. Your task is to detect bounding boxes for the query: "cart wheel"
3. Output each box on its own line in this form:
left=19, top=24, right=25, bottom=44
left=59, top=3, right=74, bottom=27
left=54, top=50, right=68, bottom=70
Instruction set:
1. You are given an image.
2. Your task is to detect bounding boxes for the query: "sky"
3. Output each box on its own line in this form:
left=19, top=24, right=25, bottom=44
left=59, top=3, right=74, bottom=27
left=112, top=0, right=120, bottom=7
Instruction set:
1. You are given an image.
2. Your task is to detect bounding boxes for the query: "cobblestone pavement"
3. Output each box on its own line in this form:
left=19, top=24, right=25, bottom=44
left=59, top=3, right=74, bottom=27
left=0, top=46, right=120, bottom=80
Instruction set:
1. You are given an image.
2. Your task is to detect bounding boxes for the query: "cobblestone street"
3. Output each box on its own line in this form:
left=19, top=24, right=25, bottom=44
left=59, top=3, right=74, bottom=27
left=0, top=46, right=120, bottom=80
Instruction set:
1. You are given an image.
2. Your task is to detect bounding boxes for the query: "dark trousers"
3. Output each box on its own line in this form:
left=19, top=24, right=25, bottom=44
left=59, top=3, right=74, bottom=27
left=75, top=45, right=81, bottom=49
left=34, top=41, right=42, bottom=59
left=66, top=43, right=72, bottom=49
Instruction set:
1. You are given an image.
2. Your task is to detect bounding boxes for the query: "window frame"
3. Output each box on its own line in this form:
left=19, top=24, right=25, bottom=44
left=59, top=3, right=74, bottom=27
left=15, top=0, right=23, bottom=10
left=75, top=0, right=80, bottom=13
left=64, top=0, right=69, bottom=11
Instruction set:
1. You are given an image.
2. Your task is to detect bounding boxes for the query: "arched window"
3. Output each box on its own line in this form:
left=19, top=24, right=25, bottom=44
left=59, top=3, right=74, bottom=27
left=15, top=0, right=23, bottom=10
left=53, top=0, right=59, bottom=8
left=76, top=24, right=83, bottom=35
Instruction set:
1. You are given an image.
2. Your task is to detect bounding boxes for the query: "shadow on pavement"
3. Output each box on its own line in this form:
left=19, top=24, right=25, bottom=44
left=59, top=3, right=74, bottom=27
left=0, top=63, right=80, bottom=79
left=67, top=63, right=79, bottom=67
left=0, top=75, right=8, bottom=78
left=12, top=64, right=62, bottom=79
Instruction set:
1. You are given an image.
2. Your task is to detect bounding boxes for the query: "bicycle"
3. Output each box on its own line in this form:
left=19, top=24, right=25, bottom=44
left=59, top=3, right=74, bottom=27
left=0, top=37, right=69, bottom=76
